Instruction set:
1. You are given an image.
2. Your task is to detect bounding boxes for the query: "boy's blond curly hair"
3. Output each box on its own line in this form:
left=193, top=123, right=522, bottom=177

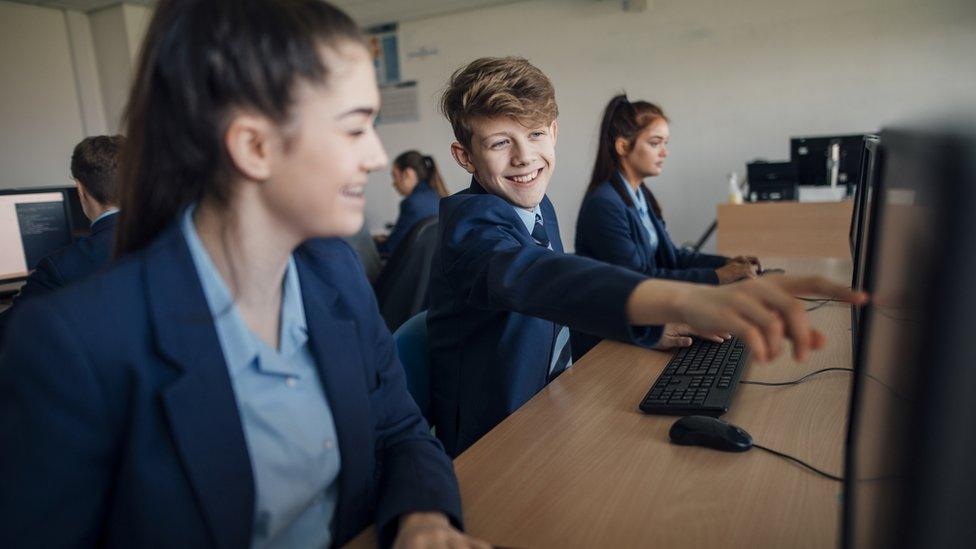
left=440, top=57, right=558, bottom=148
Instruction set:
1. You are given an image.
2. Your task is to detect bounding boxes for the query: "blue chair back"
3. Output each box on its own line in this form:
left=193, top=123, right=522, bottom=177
left=393, top=311, right=431, bottom=421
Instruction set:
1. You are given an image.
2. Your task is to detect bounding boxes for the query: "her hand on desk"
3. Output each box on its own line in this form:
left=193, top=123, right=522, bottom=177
left=729, top=255, right=761, bottom=268
left=715, top=261, right=759, bottom=284
left=653, top=323, right=730, bottom=350
left=626, top=276, right=868, bottom=363
left=394, top=512, right=491, bottom=549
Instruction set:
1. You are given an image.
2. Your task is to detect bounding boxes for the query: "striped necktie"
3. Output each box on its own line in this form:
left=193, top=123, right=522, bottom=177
left=531, top=213, right=550, bottom=248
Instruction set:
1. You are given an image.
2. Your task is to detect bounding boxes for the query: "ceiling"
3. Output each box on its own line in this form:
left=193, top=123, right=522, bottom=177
left=10, top=0, right=526, bottom=25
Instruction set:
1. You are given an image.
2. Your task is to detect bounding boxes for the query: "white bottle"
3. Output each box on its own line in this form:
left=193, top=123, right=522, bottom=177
left=728, top=172, right=744, bottom=204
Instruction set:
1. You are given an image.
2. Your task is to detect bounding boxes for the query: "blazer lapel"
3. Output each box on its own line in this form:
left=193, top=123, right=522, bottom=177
left=540, top=197, right=564, bottom=253
left=648, top=205, right=677, bottom=268
left=295, top=250, right=374, bottom=541
left=609, top=175, right=654, bottom=264
left=145, top=223, right=254, bottom=549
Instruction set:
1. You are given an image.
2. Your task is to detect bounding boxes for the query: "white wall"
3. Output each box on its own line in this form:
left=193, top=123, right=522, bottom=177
left=122, top=3, right=151, bottom=62
left=65, top=9, right=108, bottom=136
left=365, top=0, right=976, bottom=251
left=0, top=1, right=151, bottom=190
left=89, top=4, right=133, bottom=133
left=0, top=1, right=86, bottom=189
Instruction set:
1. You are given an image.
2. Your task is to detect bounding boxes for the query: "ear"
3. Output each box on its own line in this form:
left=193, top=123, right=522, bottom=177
left=74, top=179, right=89, bottom=201
left=224, top=111, right=278, bottom=182
left=550, top=119, right=559, bottom=146
left=450, top=142, right=476, bottom=174
left=614, top=136, right=630, bottom=158
left=403, top=167, right=420, bottom=185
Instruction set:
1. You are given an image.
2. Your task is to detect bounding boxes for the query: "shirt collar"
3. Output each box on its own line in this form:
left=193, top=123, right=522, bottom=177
left=512, top=204, right=542, bottom=235
left=179, top=205, right=308, bottom=376
left=618, top=171, right=648, bottom=211
left=91, top=208, right=119, bottom=227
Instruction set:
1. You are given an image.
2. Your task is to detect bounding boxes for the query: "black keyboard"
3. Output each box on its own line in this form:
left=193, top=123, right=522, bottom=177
left=639, top=337, right=749, bottom=416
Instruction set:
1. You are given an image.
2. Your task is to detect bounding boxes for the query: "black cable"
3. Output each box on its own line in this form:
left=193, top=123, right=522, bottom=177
left=804, top=299, right=831, bottom=312
left=752, top=443, right=844, bottom=482
left=740, top=367, right=854, bottom=386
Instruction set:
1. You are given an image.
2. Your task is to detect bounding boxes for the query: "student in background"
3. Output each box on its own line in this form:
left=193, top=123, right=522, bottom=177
left=427, top=57, right=865, bottom=457
left=377, top=150, right=449, bottom=256
left=0, top=2, right=482, bottom=548
left=572, top=95, right=761, bottom=358
left=0, top=135, right=123, bottom=346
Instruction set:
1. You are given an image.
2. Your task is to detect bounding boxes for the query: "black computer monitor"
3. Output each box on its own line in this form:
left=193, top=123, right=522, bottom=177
left=842, top=124, right=976, bottom=548
left=0, top=188, right=74, bottom=283
left=849, top=135, right=879, bottom=257
left=791, top=134, right=870, bottom=188
left=849, top=135, right=882, bottom=345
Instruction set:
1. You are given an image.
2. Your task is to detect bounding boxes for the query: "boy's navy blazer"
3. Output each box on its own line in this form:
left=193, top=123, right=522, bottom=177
left=575, top=175, right=726, bottom=284
left=0, top=221, right=461, bottom=548
left=427, top=178, right=661, bottom=456
left=380, top=180, right=440, bottom=255
left=0, top=212, right=117, bottom=345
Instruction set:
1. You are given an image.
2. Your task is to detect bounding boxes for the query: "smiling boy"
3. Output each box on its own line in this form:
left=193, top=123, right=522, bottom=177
left=426, top=57, right=863, bottom=457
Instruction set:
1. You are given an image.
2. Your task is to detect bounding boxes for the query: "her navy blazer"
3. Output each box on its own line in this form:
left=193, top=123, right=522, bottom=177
left=380, top=180, right=440, bottom=256
left=427, top=178, right=661, bottom=457
left=0, top=221, right=461, bottom=548
left=572, top=175, right=727, bottom=359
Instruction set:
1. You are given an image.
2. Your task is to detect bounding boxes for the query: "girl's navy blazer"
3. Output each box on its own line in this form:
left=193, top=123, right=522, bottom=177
left=0, top=220, right=461, bottom=548
left=572, top=174, right=727, bottom=359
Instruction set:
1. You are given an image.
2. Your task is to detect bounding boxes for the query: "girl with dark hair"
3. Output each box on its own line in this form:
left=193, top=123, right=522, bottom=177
left=0, top=2, right=485, bottom=548
left=572, top=94, right=761, bottom=358
left=378, top=150, right=448, bottom=255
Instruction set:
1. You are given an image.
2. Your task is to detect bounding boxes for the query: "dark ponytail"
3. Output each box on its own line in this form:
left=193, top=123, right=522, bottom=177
left=116, top=0, right=364, bottom=257
left=586, top=93, right=668, bottom=220
left=394, top=150, right=450, bottom=197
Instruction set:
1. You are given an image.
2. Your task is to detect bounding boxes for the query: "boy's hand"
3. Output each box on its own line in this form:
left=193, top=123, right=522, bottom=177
left=627, top=276, right=867, bottom=362
left=394, top=512, right=491, bottom=549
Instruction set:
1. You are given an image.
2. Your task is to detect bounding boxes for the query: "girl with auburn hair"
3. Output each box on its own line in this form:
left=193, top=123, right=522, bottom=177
left=0, top=1, right=487, bottom=548
left=378, top=150, right=448, bottom=256
left=572, top=94, right=761, bottom=358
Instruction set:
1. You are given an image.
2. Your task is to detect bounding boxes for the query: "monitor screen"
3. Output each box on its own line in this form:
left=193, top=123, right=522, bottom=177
left=843, top=124, right=976, bottom=548
left=0, top=189, right=73, bottom=283
left=791, top=134, right=870, bottom=187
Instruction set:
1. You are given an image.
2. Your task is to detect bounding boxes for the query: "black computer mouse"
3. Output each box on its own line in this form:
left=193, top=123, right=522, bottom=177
left=669, top=415, right=753, bottom=452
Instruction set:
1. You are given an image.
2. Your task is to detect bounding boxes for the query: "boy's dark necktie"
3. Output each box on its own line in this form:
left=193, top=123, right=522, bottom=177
left=531, top=213, right=550, bottom=248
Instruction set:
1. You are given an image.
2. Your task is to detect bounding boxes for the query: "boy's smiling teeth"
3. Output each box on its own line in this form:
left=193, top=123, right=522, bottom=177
left=506, top=168, right=541, bottom=184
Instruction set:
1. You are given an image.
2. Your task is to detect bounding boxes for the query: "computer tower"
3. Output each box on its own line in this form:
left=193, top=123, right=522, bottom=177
left=746, top=161, right=798, bottom=201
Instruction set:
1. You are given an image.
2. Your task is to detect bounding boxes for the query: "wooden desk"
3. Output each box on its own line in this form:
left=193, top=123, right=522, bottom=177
left=348, top=258, right=852, bottom=548
left=717, top=201, right=853, bottom=259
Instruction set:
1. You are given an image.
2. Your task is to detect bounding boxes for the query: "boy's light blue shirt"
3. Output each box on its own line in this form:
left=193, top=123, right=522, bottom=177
left=513, top=204, right=572, bottom=376
left=181, top=206, right=340, bottom=549
left=620, top=172, right=659, bottom=255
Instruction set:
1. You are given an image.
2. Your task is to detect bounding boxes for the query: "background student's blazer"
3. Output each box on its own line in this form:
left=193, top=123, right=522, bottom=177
left=0, top=222, right=461, bottom=548
left=572, top=174, right=727, bottom=358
